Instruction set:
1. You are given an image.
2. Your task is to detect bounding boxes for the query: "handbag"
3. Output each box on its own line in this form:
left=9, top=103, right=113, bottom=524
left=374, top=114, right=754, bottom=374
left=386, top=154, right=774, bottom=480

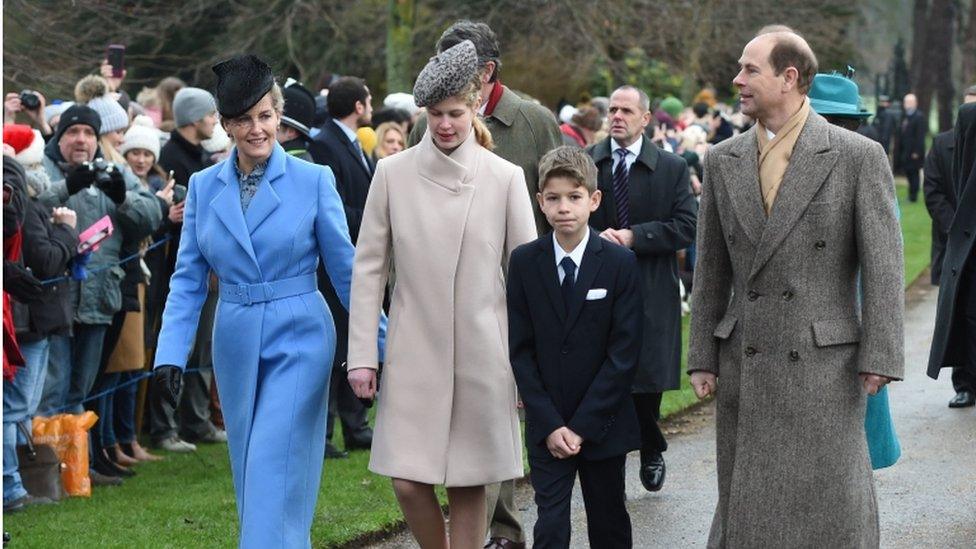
left=15, top=422, right=67, bottom=501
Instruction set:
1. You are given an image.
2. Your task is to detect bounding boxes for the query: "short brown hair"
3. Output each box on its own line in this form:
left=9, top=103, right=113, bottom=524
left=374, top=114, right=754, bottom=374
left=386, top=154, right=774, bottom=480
left=756, top=26, right=818, bottom=94
left=538, top=146, right=598, bottom=193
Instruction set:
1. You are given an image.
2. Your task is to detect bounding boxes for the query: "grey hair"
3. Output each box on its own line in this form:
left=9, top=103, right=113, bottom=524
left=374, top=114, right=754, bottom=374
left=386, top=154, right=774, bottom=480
left=613, top=85, right=651, bottom=112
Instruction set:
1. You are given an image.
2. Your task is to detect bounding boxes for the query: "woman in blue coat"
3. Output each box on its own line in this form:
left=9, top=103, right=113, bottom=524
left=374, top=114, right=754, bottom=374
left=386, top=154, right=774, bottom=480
left=152, top=55, right=383, bottom=548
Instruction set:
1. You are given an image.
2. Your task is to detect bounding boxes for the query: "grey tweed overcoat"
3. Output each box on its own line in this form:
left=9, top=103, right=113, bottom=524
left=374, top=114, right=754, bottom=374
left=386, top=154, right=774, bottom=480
left=688, top=112, right=904, bottom=548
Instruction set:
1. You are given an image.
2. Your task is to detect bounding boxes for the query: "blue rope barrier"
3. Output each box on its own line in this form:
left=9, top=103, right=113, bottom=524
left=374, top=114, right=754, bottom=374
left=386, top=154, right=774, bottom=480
left=46, top=366, right=203, bottom=415
left=40, top=234, right=174, bottom=286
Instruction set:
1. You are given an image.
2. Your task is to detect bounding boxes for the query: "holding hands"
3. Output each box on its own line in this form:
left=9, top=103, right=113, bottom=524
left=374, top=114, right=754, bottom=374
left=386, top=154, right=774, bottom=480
left=546, top=426, right=583, bottom=459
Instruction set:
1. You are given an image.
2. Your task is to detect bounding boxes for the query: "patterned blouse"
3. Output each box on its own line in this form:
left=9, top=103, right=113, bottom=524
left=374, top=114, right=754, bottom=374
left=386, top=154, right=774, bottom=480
left=236, top=160, right=268, bottom=212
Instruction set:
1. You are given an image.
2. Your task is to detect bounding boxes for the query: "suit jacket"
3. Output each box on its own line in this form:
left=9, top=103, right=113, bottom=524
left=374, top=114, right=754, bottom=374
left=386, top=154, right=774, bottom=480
left=929, top=102, right=976, bottom=377
left=154, top=143, right=381, bottom=546
left=409, top=84, right=563, bottom=235
left=311, top=118, right=374, bottom=244
left=896, top=109, right=927, bottom=169
left=923, top=130, right=956, bottom=284
left=687, top=112, right=904, bottom=548
left=587, top=135, right=698, bottom=392
left=508, top=231, right=642, bottom=461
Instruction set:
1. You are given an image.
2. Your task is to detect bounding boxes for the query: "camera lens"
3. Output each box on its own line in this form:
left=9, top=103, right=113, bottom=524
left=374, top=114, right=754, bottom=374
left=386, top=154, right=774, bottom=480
left=19, top=91, right=40, bottom=111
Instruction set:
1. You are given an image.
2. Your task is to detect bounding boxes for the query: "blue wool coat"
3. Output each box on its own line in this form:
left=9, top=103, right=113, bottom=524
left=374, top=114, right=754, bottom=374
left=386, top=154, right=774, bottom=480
left=154, top=143, right=383, bottom=548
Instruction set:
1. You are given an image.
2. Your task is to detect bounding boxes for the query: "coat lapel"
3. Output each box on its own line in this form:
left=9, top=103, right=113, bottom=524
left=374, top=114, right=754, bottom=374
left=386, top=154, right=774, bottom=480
left=563, top=232, right=604, bottom=338
left=213, top=152, right=259, bottom=269
left=718, top=127, right=766, bottom=247
left=416, top=129, right=479, bottom=191
left=332, top=121, right=373, bottom=179
left=534, top=239, right=567, bottom=323
left=749, top=113, right=839, bottom=280
left=244, top=143, right=285, bottom=235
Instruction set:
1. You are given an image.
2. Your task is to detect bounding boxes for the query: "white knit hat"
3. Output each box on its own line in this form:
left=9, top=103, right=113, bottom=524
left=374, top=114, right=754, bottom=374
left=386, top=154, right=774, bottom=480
left=119, top=115, right=162, bottom=159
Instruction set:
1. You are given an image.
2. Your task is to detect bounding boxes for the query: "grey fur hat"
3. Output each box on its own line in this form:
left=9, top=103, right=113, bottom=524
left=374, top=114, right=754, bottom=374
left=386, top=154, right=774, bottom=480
left=412, top=40, right=479, bottom=108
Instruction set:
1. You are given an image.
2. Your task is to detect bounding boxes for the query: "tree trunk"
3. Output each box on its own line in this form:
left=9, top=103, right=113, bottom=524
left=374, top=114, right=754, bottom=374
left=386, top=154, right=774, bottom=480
left=910, top=0, right=929, bottom=91
left=386, top=0, right=415, bottom=93
left=934, top=0, right=957, bottom=132
left=963, top=0, right=976, bottom=92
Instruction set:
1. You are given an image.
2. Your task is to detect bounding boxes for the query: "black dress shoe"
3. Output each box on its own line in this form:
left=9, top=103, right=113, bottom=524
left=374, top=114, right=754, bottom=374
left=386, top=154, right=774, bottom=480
left=325, top=442, right=348, bottom=459
left=640, top=454, right=666, bottom=492
left=94, top=451, right=135, bottom=478
left=949, top=390, right=975, bottom=408
left=344, top=430, right=373, bottom=450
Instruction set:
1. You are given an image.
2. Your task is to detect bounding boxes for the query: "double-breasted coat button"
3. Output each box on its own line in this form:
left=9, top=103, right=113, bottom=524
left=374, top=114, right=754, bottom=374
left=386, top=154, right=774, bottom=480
left=789, top=350, right=800, bottom=362
left=745, top=346, right=758, bottom=357
left=815, top=240, right=826, bottom=250
left=782, top=290, right=794, bottom=301
left=952, top=268, right=958, bottom=277
left=748, top=290, right=760, bottom=301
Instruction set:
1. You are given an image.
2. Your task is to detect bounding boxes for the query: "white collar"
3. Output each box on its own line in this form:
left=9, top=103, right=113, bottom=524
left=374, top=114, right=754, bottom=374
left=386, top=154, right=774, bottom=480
left=332, top=118, right=359, bottom=144
left=610, top=136, right=643, bottom=159
left=553, top=229, right=589, bottom=270
left=765, top=127, right=776, bottom=141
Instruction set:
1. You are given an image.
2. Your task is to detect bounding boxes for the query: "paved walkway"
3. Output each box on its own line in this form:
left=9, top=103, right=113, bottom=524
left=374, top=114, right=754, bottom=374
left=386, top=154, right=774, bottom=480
left=370, top=282, right=975, bottom=547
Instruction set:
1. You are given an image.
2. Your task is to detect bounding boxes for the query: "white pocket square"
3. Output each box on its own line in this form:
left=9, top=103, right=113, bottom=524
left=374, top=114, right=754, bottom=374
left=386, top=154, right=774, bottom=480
left=586, top=288, right=608, bottom=300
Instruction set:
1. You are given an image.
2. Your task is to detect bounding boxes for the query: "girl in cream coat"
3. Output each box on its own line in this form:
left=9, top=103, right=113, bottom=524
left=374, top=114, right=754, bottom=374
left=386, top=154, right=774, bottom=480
left=347, top=41, right=536, bottom=547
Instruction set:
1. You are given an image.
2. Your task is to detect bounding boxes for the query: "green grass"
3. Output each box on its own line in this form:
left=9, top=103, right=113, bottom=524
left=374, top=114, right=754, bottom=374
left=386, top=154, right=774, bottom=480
left=4, top=182, right=933, bottom=546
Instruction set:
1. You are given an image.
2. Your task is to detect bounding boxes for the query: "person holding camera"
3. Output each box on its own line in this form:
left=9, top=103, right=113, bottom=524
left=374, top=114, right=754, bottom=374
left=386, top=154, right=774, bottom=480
left=4, top=90, right=53, bottom=141
left=31, top=104, right=161, bottom=486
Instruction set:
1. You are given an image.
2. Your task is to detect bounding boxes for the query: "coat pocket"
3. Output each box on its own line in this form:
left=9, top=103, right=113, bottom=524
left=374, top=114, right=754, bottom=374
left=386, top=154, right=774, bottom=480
left=83, top=265, right=125, bottom=318
left=811, top=317, right=861, bottom=347
left=712, top=314, right=738, bottom=339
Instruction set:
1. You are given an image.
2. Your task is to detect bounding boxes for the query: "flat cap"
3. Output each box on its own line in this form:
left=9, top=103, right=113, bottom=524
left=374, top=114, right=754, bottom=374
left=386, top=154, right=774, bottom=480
left=413, top=40, right=479, bottom=108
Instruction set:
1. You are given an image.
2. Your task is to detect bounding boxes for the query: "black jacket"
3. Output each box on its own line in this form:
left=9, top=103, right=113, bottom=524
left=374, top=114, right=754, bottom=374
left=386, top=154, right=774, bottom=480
left=896, top=109, right=927, bottom=170
left=159, top=130, right=210, bottom=188
left=508, top=231, right=642, bottom=460
left=929, top=103, right=976, bottom=378
left=923, top=130, right=956, bottom=285
left=5, top=159, right=78, bottom=342
left=311, top=119, right=374, bottom=244
left=587, top=136, right=698, bottom=392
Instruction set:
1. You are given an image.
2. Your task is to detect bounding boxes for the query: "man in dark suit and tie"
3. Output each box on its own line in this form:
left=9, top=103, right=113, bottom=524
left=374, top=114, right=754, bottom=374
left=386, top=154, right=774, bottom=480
left=587, top=85, right=698, bottom=493
left=895, top=93, right=927, bottom=202
left=508, top=146, right=642, bottom=548
left=312, top=76, right=376, bottom=456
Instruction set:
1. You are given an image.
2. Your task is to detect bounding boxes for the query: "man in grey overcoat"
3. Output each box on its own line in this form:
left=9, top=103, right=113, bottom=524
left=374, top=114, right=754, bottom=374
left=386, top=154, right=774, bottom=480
left=688, top=27, right=904, bottom=548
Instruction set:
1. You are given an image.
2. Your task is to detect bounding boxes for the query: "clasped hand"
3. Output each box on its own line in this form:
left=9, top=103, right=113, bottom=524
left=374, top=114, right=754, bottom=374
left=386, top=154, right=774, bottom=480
left=546, top=426, right=583, bottom=459
left=347, top=367, right=377, bottom=400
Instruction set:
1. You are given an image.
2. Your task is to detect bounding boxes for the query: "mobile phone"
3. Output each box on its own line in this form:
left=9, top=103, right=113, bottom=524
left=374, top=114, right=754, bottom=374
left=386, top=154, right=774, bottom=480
left=173, top=184, right=188, bottom=205
left=107, top=44, right=125, bottom=78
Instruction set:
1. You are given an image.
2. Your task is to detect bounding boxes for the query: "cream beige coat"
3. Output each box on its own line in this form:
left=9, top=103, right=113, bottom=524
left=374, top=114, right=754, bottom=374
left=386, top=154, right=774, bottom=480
left=348, top=130, right=537, bottom=486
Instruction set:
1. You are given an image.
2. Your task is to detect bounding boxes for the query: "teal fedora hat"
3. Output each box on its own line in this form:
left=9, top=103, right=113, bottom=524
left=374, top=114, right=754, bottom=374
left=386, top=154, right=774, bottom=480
left=809, top=73, right=871, bottom=118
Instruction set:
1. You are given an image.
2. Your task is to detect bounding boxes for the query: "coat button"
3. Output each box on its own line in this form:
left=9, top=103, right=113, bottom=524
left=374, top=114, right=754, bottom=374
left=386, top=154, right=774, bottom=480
left=747, top=290, right=760, bottom=301
left=782, top=290, right=794, bottom=301
left=815, top=240, right=826, bottom=250
left=561, top=348, right=569, bottom=355
left=729, top=234, right=735, bottom=244
left=789, top=350, right=800, bottom=362
left=745, top=346, right=758, bottom=357
left=952, top=268, right=958, bottom=277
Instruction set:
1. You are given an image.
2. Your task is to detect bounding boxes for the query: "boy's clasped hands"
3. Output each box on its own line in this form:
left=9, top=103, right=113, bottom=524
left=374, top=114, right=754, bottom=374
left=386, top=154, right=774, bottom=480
left=546, top=426, right=583, bottom=459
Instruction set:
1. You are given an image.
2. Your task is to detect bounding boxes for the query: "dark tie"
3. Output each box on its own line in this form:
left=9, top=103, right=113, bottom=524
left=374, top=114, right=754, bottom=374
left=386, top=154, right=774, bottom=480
left=560, top=256, right=576, bottom=308
left=354, top=139, right=371, bottom=173
left=612, top=148, right=631, bottom=228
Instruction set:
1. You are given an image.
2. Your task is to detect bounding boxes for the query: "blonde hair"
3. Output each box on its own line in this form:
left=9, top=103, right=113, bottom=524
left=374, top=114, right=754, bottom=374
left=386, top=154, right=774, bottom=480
left=457, top=78, right=494, bottom=150
left=374, top=122, right=406, bottom=159
left=98, top=136, right=127, bottom=165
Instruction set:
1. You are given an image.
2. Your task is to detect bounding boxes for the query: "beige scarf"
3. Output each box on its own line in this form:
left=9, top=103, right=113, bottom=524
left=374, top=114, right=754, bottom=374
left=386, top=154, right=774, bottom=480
left=756, top=97, right=811, bottom=215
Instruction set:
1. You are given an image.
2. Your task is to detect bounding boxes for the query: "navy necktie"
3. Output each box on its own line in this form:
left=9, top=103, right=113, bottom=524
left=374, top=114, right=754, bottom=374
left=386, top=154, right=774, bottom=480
left=612, top=148, right=631, bottom=228
left=560, top=256, right=576, bottom=307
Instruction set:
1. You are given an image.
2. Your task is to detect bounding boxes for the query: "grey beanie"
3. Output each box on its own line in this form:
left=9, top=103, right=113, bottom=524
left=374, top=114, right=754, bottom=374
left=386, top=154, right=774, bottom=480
left=173, top=87, right=216, bottom=126
left=86, top=95, right=129, bottom=135
left=413, top=40, right=479, bottom=108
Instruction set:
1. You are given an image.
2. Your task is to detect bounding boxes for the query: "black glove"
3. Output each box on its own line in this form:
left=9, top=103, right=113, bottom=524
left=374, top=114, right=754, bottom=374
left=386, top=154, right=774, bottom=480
left=3, top=261, right=44, bottom=303
left=153, top=365, right=183, bottom=409
left=65, top=164, right=95, bottom=196
left=96, top=166, right=127, bottom=205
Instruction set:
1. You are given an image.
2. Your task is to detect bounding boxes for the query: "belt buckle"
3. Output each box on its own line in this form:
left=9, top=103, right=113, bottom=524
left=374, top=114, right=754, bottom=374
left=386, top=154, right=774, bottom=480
left=236, top=283, right=251, bottom=306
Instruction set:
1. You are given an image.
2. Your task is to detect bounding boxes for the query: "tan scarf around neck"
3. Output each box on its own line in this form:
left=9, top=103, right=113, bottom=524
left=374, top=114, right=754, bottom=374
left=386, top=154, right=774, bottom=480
left=756, top=97, right=811, bottom=215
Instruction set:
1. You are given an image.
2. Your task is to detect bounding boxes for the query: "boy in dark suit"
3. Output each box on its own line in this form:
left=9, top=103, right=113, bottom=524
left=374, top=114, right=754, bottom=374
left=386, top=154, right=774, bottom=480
left=507, top=146, right=643, bottom=548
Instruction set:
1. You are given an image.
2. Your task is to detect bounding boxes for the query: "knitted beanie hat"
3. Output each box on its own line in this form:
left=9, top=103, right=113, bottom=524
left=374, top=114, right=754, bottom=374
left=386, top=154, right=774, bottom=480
left=119, top=115, right=162, bottom=159
left=173, top=87, right=217, bottom=127
left=87, top=95, right=129, bottom=134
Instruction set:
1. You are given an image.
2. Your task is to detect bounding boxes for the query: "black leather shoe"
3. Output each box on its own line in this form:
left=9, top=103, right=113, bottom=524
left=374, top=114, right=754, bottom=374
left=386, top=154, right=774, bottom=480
left=949, top=390, right=975, bottom=408
left=94, top=451, right=135, bottom=478
left=325, top=442, right=348, bottom=459
left=344, top=429, right=373, bottom=450
left=640, top=454, right=666, bottom=492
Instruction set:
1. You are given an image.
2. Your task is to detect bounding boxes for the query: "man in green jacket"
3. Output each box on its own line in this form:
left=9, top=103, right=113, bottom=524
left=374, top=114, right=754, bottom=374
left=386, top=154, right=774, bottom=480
left=409, top=20, right=562, bottom=239
left=35, top=104, right=161, bottom=422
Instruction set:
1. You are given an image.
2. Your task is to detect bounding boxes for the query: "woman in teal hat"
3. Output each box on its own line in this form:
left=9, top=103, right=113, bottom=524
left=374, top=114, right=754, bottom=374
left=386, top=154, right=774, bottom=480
left=808, top=71, right=902, bottom=471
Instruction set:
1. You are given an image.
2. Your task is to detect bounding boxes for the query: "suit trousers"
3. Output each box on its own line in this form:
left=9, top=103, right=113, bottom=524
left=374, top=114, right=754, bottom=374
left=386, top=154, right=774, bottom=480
left=632, top=392, right=667, bottom=462
left=149, top=290, right=219, bottom=443
left=906, top=167, right=921, bottom=201
left=325, top=365, right=370, bottom=444
left=530, top=452, right=631, bottom=548
left=486, top=479, right=524, bottom=541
